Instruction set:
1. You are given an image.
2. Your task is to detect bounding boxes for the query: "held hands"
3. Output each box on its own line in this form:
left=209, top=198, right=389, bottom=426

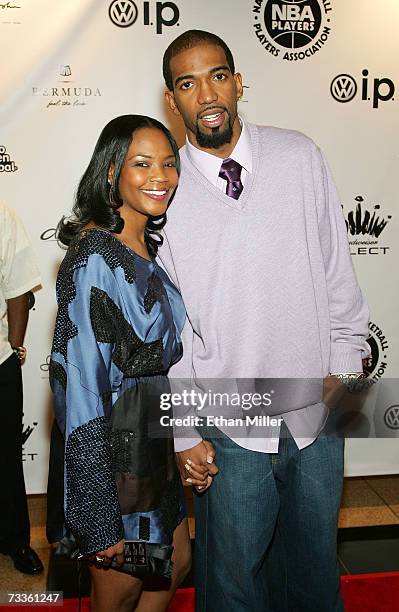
left=176, top=440, right=219, bottom=493
left=92, top=539, right=125, bottom=568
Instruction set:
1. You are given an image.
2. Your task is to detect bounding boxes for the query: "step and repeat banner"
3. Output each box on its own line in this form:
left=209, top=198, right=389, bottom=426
left=1, top=0, right=398, bottom=492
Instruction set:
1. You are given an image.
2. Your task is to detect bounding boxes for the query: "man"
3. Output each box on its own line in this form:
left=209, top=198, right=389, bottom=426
left=159, top=30, right=369, bottom=611
left=0, top=201, right=43, bottom=575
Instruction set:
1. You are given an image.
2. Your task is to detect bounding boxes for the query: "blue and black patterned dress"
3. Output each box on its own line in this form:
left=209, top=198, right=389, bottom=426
left=49, top=228, right=186, bottom=556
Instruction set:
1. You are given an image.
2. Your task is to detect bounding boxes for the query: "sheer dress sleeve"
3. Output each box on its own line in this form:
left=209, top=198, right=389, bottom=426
left=50, top=250, right=129, bottom=555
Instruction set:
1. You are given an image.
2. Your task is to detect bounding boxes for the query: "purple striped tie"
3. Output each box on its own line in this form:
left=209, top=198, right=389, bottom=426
left=219, top=158, right=243, bottom=200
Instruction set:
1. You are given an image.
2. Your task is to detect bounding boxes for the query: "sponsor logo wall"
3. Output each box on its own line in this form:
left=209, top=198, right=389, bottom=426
left=0, top=0, right=397, bottom=490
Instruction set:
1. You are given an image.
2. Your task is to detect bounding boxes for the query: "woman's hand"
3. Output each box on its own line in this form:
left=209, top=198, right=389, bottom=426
left=176, top=440, right=219, bottom=492
left=93, top=539, right=125, bottom=567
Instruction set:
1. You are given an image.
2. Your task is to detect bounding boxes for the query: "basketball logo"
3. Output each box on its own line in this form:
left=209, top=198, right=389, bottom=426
left=252, top=0, right=332, bottom=61
left=363, top=335, right=379, bottom=378
left=265, top=0, right=322, bottom=49
left=363, top=321, right=389, bottom=384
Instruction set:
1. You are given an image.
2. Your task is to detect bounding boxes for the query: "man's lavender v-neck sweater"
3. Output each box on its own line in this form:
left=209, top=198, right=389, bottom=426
left=159, top=123, right=369, bottom=448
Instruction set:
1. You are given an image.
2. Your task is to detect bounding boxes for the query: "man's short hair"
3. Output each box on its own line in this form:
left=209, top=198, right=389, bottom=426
left=163, top=29, right=235, bottom=91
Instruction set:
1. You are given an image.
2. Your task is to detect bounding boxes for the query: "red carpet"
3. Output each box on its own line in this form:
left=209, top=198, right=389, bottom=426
left=341, top=572, right=399, bottom=612
left=2, top=574, right=399, bottom=610
left=167, top=588, right=194, bottom=612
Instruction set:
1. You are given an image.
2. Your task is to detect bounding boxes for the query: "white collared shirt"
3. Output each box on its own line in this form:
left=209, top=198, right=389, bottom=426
left=0, top=202, right=41, bottom=365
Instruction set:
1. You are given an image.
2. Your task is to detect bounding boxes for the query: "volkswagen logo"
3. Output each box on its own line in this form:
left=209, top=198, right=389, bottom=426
left=330, top=74, right=358, bottom=103
left=384, top=405, right=399, bottom=430
left=109, top=0, right=138, bottom=28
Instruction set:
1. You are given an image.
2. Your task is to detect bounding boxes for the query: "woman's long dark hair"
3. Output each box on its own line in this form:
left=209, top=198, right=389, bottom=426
left=57, top=114, right=180, bottom=257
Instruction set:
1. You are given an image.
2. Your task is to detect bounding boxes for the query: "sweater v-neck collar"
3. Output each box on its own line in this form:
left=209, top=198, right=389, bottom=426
left=180, top=123, right=260, bottom=213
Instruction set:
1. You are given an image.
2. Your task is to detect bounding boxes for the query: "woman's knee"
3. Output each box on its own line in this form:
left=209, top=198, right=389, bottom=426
left=173, top=543, right=192, bottom=585
left=90, top=566, right=142, bottom=612
left=170, top=518, right=192, bottom=585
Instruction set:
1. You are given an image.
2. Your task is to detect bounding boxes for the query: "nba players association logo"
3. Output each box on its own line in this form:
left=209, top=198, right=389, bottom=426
left=253, top=0, right=332, bottom=61
left=363, top=321, right=389, bottom=386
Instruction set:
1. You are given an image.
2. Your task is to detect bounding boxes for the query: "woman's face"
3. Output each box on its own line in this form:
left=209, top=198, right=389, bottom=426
left=115, top=127, right=178, bottom=219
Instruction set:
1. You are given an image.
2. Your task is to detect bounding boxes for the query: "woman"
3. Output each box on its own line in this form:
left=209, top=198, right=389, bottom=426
left=49, top=115, right=208, bottom=611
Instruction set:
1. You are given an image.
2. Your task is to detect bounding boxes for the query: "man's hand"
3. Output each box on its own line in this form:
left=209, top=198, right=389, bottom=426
left=323, top=375, right=347, bottom=409
left=176, top=440, right=219, bottom=492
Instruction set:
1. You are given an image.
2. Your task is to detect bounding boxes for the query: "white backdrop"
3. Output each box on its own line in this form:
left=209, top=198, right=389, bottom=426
left=1, top=0, right=398, bottom=492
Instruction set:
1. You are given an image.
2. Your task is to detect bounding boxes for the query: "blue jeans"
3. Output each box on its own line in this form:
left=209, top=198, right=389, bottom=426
left=194, top=423, right=344, bottom=612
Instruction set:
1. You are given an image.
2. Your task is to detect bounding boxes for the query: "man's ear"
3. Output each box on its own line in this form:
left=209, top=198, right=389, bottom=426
left=234, top=72, right=244, bottom=101
left=108, top=164, right=115, bottom=185
left=165, top=89, right=181, bottom=117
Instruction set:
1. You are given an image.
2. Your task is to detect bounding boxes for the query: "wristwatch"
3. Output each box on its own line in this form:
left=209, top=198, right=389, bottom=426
left=12, top=346, right=27, bottom=365
left=329, top=372, right=366, bottom=391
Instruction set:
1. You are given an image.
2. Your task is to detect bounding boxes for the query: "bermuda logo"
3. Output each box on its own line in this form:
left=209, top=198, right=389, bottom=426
left=59, top=64, right=72, bottom=78
left=253, top=0, right=332, bottom=61
left=384, top=406, right=399, bottom=430
left=32, top=66, right=102, bottom=109
left=330, top=74, right=357, bottom=103
left=109, top=0, right=138, bottom=27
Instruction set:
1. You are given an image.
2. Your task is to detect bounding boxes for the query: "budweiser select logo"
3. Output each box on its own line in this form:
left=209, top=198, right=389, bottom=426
left=344, top=195, right=392, bottom=256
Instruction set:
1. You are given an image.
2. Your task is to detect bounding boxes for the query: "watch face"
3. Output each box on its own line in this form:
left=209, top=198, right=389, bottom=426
left=13, top=347, right=27, bottom=363
left=27, top=291, right=35, bottom=310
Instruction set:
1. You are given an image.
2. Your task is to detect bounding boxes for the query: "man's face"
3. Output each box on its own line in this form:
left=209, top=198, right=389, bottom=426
left=165, top=44, right=243, bottom=153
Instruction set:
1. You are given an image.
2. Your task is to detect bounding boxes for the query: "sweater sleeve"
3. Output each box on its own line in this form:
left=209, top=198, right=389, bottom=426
left=158, top=231, right=203, bottom=451
left=313, top=146, right=370, bottom=373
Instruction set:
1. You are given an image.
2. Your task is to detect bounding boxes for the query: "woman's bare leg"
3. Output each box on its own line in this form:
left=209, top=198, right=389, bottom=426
left=135, top=518, right=191, bottom=611
left=89, top=562, right=143, bottom=612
